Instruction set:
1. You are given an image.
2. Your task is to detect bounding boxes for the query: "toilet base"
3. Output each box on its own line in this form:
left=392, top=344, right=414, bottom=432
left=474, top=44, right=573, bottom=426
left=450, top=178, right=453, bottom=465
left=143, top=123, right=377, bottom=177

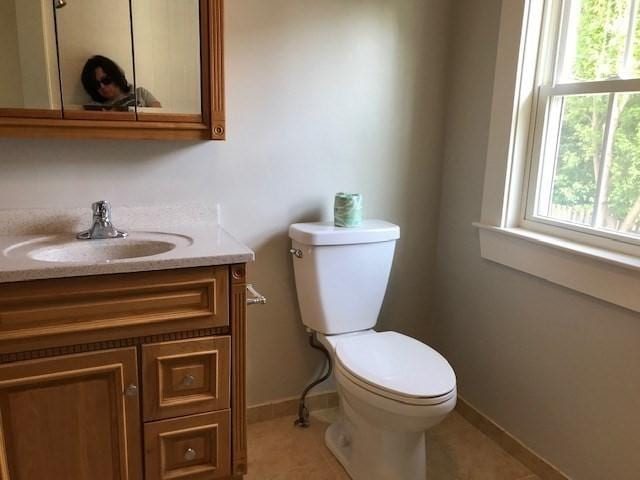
left=325, top=422, right=354, bottom=477
left=324, top=401, right=427, bottom=480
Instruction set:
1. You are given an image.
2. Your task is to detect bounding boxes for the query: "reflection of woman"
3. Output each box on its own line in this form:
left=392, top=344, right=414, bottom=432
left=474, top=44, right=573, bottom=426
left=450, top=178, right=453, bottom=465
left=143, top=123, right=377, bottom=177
left=81, top=55, right=161, bottom=109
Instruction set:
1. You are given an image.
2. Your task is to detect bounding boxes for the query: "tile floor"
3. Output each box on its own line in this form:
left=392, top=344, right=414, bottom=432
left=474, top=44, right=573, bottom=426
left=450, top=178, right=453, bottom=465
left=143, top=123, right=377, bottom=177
left=246, top=408, right=540, bottom=480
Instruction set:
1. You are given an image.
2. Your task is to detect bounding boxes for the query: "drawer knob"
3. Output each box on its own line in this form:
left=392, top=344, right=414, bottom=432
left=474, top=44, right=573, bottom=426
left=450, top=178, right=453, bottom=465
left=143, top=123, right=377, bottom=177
left=184, top=448, right=197, bottom=461
left=125, top=384, right=138, bottom=396
left=182, top=374, right=196, bottom=387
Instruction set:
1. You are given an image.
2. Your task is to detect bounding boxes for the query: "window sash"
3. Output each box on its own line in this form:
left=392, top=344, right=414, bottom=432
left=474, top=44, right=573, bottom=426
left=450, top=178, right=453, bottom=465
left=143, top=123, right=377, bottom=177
left=526, top=89, right=640, bottom=249
left=555, top=0, right=640, bottom=83
left=541, top=78, right=640, bottom=96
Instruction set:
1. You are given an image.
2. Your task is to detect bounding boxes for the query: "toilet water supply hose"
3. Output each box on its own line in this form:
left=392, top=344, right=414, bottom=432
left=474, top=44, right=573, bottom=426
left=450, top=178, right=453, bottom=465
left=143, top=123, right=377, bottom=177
left=294, top=331, right=333, bottom=428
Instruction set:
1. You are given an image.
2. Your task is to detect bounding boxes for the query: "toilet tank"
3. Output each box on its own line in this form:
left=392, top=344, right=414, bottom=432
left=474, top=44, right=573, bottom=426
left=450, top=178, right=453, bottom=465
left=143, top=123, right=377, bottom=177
left=289, top=220, right=400, bottom=335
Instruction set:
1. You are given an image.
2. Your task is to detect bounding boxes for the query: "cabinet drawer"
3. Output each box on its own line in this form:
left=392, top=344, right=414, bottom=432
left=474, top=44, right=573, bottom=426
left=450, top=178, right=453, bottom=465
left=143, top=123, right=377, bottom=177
left=0, top=267, right=229, bottom=353
left=143, top=336, right=230, bottom=421
left=144, top=410, right=231, bottom=480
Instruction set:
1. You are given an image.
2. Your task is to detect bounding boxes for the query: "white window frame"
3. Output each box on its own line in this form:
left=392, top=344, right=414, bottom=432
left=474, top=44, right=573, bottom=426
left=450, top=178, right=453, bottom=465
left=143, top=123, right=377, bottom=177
left=476, top=0, right=640, bottom=313
left=525, top=0, right=640, bottom=252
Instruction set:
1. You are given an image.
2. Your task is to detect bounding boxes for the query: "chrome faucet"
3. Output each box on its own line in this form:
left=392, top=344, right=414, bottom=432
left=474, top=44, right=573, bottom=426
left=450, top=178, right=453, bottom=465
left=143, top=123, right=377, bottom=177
left=77, top=201, right=128, bottom=240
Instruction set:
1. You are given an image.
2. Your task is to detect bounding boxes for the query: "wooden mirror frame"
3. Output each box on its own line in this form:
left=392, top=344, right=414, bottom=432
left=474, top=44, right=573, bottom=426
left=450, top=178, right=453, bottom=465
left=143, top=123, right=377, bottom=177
left=0, top=0, right=225, bottom=141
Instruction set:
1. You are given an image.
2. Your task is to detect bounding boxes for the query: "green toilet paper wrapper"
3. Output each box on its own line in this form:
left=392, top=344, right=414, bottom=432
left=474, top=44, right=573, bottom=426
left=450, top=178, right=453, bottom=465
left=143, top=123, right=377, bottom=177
left=334, top=193, right=363, bottom=227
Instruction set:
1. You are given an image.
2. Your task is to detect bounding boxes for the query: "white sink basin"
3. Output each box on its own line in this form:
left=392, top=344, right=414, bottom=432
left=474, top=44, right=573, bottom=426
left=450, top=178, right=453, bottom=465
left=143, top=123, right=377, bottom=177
left=4, top=232, right=193, bottom=264
left=31, top=240, right=176, bottom=263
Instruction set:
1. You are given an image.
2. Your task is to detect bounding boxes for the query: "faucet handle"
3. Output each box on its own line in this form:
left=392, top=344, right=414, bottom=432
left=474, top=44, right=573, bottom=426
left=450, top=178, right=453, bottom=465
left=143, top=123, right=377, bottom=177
left=92, top=201, right=112, bottom=222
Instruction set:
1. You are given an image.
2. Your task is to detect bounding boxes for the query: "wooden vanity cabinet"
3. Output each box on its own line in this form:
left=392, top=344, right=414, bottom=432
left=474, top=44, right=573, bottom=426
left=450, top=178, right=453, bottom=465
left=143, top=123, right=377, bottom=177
left=0, top=264, right=248, bottom=480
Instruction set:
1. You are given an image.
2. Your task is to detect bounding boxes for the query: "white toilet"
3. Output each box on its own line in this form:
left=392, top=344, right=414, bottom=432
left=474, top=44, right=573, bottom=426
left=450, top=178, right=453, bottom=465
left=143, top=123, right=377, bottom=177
left=289, top=220, right=457, bottom=480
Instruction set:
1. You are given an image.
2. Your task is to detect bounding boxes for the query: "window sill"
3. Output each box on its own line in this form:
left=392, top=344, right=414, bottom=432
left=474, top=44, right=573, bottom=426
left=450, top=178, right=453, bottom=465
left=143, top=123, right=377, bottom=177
left=474, top=223, right=640, bottom=313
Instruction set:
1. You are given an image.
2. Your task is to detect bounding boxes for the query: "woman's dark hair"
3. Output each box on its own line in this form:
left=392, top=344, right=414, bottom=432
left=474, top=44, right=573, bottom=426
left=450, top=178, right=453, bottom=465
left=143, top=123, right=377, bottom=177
left=81, top=55, right=130, bottom=102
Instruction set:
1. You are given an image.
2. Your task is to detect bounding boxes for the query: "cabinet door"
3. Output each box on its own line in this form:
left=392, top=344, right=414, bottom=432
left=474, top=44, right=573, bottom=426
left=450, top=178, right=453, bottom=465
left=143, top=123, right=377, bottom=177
left=54, top=0, right=136, bottom=121
left=131, top=0, right=202, bottom=120
left=0, top=348, right=142, bottom=480
left=0, top=0, right=62, bottom=118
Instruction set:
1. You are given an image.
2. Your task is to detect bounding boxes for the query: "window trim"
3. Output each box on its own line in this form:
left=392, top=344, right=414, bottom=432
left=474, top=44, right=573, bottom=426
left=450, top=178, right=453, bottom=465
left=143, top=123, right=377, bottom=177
left=477, top=0, right=640, bottom=313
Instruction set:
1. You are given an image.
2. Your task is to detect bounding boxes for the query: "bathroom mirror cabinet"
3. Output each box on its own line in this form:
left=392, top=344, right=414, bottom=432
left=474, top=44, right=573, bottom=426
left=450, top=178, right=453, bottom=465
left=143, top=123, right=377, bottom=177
left=0, top=0, right=225, bottom=140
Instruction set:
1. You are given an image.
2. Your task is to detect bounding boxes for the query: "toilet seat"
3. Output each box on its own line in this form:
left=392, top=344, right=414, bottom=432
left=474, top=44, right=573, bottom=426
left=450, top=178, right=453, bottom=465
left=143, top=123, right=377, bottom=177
left=336, top=362, right=456, bottom=406
left=334, top=331, right=456, bottom=406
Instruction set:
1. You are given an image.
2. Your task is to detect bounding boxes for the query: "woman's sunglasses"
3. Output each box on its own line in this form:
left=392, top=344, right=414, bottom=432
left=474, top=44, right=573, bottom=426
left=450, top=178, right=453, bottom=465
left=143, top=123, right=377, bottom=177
left=95, top=75, right=113, bottom=88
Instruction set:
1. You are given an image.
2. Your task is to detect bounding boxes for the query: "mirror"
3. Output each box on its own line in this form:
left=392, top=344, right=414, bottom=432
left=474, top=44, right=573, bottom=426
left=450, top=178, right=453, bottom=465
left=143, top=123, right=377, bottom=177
left=132, top=0, right=202, bottom=118
left=55, top=0, right=137, bottom=118
left=54, top=0, right=201, bottom=118
left=0, top=0, right=61, bottom=115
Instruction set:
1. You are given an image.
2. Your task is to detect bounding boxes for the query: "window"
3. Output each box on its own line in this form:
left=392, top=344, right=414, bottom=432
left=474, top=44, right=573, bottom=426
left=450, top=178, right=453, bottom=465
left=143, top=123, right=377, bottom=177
left=476, top=0, right=640, bottom=314
left=525, top=0, right=640, bottom=248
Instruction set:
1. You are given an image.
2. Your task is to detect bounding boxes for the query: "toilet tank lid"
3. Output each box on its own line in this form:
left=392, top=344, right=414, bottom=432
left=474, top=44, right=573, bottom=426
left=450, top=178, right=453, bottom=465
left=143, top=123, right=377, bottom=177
left=289, top=220, right=400, bottom=246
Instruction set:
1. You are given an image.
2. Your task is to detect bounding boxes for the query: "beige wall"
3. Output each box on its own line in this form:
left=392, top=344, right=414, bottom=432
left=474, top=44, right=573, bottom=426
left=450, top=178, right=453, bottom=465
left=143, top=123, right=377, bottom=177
left=435, top=1, right=640, bottom=479
left=0, top=0, right=451, bottom=405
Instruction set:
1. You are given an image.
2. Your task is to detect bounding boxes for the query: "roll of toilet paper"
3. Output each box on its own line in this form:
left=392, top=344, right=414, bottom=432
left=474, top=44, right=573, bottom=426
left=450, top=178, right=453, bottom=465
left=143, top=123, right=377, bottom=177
left=334, top=192, right=363, bottom=227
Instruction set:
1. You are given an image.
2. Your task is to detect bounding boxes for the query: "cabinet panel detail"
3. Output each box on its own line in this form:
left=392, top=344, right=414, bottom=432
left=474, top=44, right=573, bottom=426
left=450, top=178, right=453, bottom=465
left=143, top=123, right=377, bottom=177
left=0, top=348, right=142, bottom=480
left=230, top=264, right=248, bottom=476
left=0, top=267, right=229, bottom=353
left=0, top=327, right=228, bottom=365
left=144, top=410, right=230, bottom=480
left=143, top=336, right=230, bottom=421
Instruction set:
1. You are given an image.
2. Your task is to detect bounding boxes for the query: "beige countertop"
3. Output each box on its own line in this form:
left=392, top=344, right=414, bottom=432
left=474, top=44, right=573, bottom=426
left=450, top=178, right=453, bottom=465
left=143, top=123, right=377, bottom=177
left=0, top=205, right=254, bottom=283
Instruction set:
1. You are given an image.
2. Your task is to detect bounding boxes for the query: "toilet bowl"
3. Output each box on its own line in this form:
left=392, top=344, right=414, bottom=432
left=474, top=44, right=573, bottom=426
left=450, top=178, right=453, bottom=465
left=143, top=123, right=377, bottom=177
left=318, top=330, right=456, bottom=480
left=289, top=221, right=457, bottom=479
